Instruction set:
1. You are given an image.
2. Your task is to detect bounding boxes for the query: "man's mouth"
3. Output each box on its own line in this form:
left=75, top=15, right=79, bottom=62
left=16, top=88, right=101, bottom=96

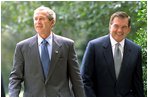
left=116, top=32, right=123, bottom=36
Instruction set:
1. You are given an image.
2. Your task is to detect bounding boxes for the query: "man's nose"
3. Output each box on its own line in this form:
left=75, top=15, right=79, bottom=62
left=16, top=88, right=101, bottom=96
left=37, top=19, right=41, bottom=23
left=117, top=27, right=123, bottom=32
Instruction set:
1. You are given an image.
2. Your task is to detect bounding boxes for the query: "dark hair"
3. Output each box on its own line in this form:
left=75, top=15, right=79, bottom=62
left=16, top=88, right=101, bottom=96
left=109, top=11, right=131, bottom=27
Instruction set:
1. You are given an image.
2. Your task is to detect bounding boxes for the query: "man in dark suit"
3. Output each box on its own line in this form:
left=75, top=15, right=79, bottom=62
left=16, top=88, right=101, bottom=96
left=9, top=6, right=85, bottom=97
left=1, top=75, right=5, bottom=97
left=81, top=11, right=144, bottom=97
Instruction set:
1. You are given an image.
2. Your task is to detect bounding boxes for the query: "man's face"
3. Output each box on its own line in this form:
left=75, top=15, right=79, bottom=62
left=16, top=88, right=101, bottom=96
left=33, top=10, right=54, bottom=35
left=109, top=17, right=130, bottom=42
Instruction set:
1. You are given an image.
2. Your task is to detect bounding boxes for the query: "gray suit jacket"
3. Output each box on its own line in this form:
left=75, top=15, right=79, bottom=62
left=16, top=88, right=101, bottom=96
left=9, top=33, right=85, bottom=97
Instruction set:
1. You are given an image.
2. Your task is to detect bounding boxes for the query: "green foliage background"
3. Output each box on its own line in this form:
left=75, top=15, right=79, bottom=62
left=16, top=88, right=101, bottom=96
left=1, top=1, right=147, bottom=96
left=134, top=1, right=147, bottom=96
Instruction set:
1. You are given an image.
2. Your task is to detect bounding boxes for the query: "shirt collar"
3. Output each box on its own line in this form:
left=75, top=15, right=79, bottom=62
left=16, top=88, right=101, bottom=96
left=110, top=34, right=125, bottom=48
left=38, top=33, right=52, bottom=46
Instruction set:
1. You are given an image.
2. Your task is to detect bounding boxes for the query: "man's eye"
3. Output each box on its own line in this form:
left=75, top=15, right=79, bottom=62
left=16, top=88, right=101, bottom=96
left=34, top=17, right=38, bottom=21
left=40, top=18, right=45, bottom=20
left=113, top=25, right=118, bottom=28
left=122, top=26, right=128, bottom=29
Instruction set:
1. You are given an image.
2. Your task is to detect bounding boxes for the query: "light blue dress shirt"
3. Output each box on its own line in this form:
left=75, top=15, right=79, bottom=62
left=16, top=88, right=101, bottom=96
left=38, top=34, right=52, bottom=60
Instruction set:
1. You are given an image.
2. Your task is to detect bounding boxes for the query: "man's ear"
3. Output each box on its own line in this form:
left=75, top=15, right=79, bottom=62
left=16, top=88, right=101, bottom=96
left=128, top=26, right=131, bottom=33
left=50, top=20, right=55, bottom=27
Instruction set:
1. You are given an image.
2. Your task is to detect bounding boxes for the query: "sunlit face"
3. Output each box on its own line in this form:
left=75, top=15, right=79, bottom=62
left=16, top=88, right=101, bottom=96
left=109, top=17, right=130, bottom=42
left=33, top=10, right=54, bottom=37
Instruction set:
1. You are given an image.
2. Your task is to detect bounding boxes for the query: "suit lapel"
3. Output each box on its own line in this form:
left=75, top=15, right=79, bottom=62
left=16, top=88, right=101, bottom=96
left=45, top=34, right=62, bottom=83
left=29, top=35, right=45, bottom=82
left=103, top=35, right=116, bottom=81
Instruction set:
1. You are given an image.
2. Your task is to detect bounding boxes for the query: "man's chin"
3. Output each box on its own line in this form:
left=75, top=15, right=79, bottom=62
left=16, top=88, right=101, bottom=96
left=36, top=29, right=43, bottom=33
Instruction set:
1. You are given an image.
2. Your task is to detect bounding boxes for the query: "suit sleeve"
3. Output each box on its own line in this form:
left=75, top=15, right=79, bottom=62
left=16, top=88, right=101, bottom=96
left=8, top=44, right=24, bottom=97
left=81, top=41, right=97, bottom=97
left=67, top=41, right=85, bottom=97
left=133, top=47, right=144, bottom=96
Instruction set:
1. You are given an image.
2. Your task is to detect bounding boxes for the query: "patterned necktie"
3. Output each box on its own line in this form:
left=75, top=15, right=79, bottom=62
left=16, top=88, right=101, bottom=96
left=114, top=43, right=122, bottom=79
left=41, top=39, right=50, bottom=79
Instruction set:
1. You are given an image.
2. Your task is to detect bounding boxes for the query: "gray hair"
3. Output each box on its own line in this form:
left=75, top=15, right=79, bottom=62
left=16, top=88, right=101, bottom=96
left=33, top=6, right=56, bottom=24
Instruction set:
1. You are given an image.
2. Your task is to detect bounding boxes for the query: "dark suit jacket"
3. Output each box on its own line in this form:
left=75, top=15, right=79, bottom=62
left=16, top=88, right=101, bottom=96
left=1, top=75, right=5, bottom=97
left=9, top=33, right=85, bottom=97
left=81, top=35, right=144, bottom=97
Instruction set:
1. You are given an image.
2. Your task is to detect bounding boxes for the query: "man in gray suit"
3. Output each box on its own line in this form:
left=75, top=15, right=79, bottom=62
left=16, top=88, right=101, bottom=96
left=9, top=6, right=85, bottom=97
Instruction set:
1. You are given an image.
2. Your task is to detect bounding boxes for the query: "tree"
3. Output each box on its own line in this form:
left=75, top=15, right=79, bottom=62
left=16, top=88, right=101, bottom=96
left=134, top=1, right=147, bottom=96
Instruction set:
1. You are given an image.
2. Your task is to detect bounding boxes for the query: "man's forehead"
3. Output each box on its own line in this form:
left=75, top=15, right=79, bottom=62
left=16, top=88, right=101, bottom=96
left=34, top=11, right=48, bottom=17
left=113, top=17, right=128, bottom=23
left=112, top=17, right=129, bottom=26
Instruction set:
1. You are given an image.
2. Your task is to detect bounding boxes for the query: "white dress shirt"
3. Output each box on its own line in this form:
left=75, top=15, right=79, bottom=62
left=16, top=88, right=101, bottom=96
left=38, top=33, right=52, bottom=60
left=110, top=35, right=125, bottom=58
